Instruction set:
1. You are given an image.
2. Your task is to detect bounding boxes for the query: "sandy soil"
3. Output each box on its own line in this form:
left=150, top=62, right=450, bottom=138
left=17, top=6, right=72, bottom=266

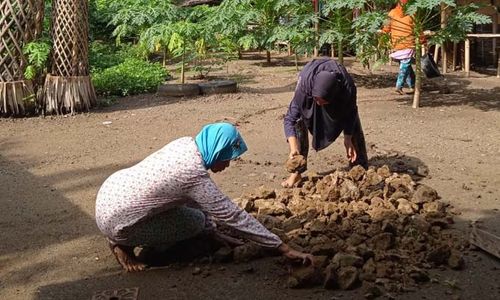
left=1, top=54, right=499, bottom=300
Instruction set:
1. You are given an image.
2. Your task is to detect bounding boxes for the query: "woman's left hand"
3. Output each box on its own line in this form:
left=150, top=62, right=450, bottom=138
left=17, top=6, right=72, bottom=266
left=344, top=135, right=357, bottom=163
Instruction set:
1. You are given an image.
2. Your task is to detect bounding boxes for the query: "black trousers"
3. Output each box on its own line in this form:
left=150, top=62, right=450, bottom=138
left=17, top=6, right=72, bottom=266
left=295, top=114, right=368, bottom=172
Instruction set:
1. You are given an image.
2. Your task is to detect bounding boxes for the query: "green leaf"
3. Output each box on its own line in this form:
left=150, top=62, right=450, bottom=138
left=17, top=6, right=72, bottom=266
left=22, top=40, right=51, bottom=79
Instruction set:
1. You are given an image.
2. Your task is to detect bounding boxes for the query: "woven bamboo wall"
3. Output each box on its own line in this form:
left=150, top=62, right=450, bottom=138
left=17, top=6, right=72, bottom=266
left=0, top=0, right=42, bottom=82
left=51, top=0, right=90, bottom=77
left=42, top=0, right=95, bottom=115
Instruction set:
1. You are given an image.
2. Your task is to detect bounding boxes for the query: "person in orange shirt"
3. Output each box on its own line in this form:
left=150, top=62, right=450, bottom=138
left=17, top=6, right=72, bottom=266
left=383, top=0, right=416, bottom=95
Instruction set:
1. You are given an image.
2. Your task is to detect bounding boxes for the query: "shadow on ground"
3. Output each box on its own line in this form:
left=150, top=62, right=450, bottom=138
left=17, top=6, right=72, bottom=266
left=0, top=144, right=97, bottom=257
left=392, top=75, right=500, bottom=111
left=369, top=154, right=429, bottom=182
left=93, top=73, right=259, bottom=114
left=420, top=86, right=500, bottom=111
left=241, top=82, right=297, bottom=95
left=250, top=59, right=308, bottom=68
left=34, top=256, right=339, bottom=300
left=351, top=73, right=397, bottom=89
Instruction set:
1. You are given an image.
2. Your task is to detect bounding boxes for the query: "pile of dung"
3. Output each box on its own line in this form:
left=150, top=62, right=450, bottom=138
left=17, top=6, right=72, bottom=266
left=229, top=165, right=467, bottom=295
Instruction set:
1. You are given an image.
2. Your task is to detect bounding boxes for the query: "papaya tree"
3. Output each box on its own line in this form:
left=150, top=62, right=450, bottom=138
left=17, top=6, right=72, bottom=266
left=109, top=0, right=178, bottom=44
left=320, top=3, right=353, bottom=64
left=169, top=22, right=199, bottom=83
left=140, top=4, right=234, bottom=83
left=216, top=0, right=291, bottom=63
left=320, top=0, right=393, bottom=67
left=208, top=0, right=254, bottom=59
left=350, top=4, right=393, bottom=70
left=404, top=0, right=491, bottom=108
left=272, top=0, right=316, bottom=70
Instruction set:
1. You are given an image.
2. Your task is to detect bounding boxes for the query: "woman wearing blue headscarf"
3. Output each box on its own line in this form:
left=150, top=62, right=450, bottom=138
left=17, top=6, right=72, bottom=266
left=96, top=122, right=313, bottom=272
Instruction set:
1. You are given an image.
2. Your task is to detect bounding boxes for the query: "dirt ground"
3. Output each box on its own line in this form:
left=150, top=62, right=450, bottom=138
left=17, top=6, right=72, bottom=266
left=1, top=54, right=499, bottom=300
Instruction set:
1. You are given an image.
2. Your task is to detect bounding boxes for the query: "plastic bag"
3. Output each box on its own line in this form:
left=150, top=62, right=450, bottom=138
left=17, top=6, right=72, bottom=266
left=421, top=53, right=441, bottom=78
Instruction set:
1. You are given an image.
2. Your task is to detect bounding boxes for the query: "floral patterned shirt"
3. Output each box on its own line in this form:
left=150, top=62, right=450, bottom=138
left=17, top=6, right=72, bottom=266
left=95, top=137, right=282, bottom=248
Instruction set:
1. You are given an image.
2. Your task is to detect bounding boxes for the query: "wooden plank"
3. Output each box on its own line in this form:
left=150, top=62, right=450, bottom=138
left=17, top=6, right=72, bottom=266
left=434, top=45, right=440, bottom=65
left=494, top=6, right=498, bottom=78
left=467, top=33, right=500, bottom=38
left=497, top=54, right=500, bottom=78
left=470, top=226, right=500, bottom=259
left=452, top=42, right=457, bottom=71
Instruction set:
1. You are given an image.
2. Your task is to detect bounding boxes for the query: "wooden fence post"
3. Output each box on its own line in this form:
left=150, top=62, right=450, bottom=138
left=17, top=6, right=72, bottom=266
left=465, top=38, right=470, bottom=77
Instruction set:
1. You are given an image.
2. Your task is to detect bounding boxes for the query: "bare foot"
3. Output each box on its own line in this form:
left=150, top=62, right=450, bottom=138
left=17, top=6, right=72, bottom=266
left=110, top=244, right=146, bottom=272
left=281, top=172, right=302, bottom=188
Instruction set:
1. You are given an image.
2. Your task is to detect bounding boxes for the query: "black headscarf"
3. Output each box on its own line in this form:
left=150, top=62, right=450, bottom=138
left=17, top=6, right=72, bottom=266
left=293, top=58, right=357, bottom=150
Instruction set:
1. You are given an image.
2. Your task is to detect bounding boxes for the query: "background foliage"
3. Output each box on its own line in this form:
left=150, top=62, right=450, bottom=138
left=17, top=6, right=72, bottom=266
left=23, top=0, right=492, bottom=99
left=92, top=58, right=168, bottom=96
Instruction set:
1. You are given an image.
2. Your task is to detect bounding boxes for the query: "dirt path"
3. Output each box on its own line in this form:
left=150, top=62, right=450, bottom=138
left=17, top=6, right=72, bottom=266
left=1, top=55, right=499, bottom=299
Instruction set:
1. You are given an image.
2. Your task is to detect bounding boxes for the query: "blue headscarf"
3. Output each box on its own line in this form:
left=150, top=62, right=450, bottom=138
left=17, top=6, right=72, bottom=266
left=195, top=122, right=248, bottom=168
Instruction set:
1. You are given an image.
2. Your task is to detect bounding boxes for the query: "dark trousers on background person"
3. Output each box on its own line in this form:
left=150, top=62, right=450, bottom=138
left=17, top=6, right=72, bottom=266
left=294, top=115, right=368, bottom=172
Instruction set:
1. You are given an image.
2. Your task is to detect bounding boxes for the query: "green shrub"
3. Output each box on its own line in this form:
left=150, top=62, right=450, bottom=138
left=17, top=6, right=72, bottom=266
left=89, top=42, right=125, bottom=72
left=89, top=42, right=148, bottom=72
left=92, top=58, right=168, bottom=96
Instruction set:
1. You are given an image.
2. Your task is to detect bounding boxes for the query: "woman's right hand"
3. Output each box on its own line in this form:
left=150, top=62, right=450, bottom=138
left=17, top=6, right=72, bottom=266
left=278, top=243, right=315, bottom=265
left=288, top=149, right=300, bottom=160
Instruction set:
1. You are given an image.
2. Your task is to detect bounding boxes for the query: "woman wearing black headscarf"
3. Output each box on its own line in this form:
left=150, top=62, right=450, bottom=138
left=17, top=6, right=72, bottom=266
left=282, top=58, right=368, bottom=187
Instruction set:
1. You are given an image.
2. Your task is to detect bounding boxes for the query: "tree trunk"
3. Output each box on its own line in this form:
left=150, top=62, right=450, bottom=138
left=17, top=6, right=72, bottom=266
left=181, top=51, right=185, bottom=84
left=295, top=52, right=299, bottom=71
left=440, top=3, right=447, bottom=74
left=338, top=41, right=344, bottom=65
left=313, top=0, right=319, bottom=57
left=266, top=50, right=271, bottom=63
left=163, top=48, right=167, bottom=67
left=331, top=44, right=335, bottom=58
left=412, top=39, right=422, bottom=108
